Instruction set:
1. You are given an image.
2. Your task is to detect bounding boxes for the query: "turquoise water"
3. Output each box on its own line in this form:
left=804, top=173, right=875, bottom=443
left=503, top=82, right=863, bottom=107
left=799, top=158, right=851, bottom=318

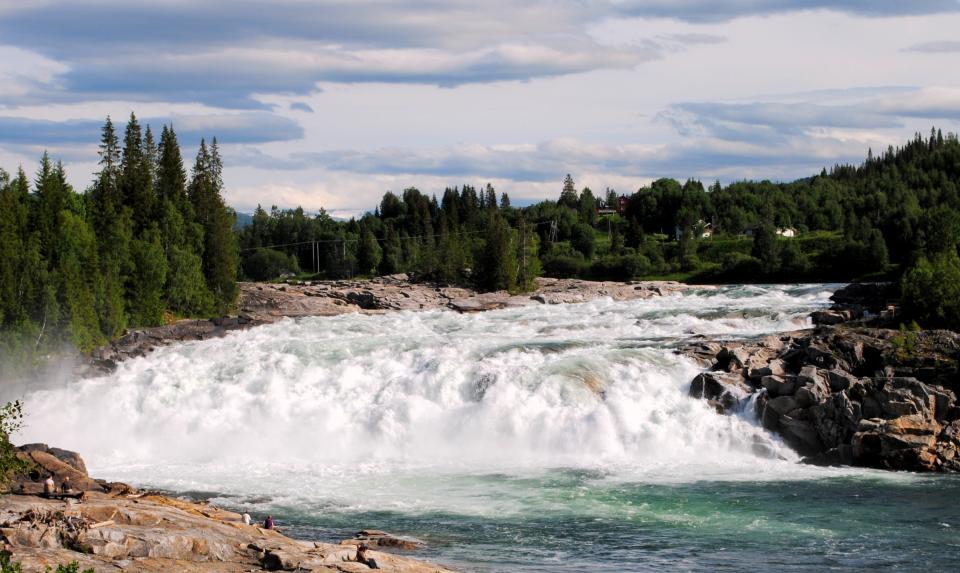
left=273, top=473, right=960, bottom=572
left=19, top=284, right=960, bottom=571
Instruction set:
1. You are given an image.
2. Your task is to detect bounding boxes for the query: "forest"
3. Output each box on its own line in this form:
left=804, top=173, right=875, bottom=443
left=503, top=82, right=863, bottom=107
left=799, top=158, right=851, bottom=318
left=0, top=114, right=238, bottom=362
left=238, top=128, right=960, bottom=327
left=2, top=121, right=959, bottom=371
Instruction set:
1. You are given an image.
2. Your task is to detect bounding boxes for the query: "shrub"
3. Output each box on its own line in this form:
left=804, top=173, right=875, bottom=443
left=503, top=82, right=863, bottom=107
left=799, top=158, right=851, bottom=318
left=0, top=400, right=25, bottom=487
left=542, top=254, right=586, bottom=278
left=901, top=250, right=960, bottom=330
left=242, top=248, right=300, bottom=281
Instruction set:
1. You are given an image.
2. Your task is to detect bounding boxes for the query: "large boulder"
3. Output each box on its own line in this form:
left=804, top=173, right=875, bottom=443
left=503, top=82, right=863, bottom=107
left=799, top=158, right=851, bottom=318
left=689, top=372, right=750, bottom=414
left=10, top=444, right=104, bottom=494
left=852, top=414, right=941, bottom=471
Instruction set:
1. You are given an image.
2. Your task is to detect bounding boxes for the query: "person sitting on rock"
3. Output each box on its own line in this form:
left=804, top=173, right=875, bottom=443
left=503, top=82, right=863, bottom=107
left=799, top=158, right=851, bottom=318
left=60, top=476, right=72, bottom=493
left=43, top=474, right=55, bottom=497
left=354, top=543, right=380, bottom=569
left=242, top=512, right=251, bottom=525
left=263, top=515, right=275, bottom=530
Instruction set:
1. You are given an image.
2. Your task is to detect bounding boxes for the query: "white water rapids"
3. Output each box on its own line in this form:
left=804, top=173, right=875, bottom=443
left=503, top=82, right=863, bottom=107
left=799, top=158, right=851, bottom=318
left=17, top=284, right=868, bottom=515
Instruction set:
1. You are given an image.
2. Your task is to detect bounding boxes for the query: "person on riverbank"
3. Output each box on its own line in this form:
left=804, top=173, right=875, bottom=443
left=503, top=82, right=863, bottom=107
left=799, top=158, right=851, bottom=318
left=263, top=515, right=274, bottom=530
left=354, top=543, right=380, bottom=569
left=60, top=477, right=72, bottom=493
left=242, top=513, right=251, bottom=525
left=43, top=475, right=55, bottom=497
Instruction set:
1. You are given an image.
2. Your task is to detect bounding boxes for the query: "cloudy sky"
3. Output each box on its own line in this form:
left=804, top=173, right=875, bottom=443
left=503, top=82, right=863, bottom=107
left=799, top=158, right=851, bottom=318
left=1, top=1, right=959, bottom=216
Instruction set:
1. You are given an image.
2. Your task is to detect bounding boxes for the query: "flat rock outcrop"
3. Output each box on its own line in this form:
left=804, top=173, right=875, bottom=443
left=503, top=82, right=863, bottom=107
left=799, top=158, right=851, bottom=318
left=89, top=276, right=691, bottom=373
left=2, top=448, right=453, bottom=572
left=682, top=295, right=960, bottom=472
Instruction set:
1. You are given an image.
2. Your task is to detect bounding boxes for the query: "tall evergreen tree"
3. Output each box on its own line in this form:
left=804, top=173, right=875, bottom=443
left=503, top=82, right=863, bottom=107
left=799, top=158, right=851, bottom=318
left=120, top=112, right=153, bottom=232
left=90, top=117, right=132, bottom=338
left=189, top=139, right=239, bottom=313
left=129, top=226, right=169, bottom=326
left=157, top=125, right=188, bottom=213
left=475, top=212, right=517, bottom=292
left=559, top=174, right=578, bottom=209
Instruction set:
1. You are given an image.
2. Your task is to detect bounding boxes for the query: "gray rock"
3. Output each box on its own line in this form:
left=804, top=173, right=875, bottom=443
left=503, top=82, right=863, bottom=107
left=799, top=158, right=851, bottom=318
left=762, top=374, right=797, bottom=397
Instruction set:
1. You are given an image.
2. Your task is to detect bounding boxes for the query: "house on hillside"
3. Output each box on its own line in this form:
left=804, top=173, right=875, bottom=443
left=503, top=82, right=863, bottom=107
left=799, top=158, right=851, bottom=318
left=700, top=222, right=715, bottom=239
left=742, top=224, right=797, bottom=238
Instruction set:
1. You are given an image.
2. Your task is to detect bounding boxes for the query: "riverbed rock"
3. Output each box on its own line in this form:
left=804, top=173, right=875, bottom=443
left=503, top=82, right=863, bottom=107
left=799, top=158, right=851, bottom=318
left=0, top=493, right=452, bottom=573
left=681, top=292, right=960, bottom=473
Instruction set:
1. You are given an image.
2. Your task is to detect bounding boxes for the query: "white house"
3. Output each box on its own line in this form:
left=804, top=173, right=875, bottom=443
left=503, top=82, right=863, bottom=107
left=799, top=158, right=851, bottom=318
left=776, top=227, right=797, bottom=238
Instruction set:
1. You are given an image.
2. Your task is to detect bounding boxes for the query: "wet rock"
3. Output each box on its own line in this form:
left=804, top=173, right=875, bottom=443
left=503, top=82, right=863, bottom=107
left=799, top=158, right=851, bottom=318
left=345, top=529, right=424, bottom=550
left=778, top=415, right=823, bottom=456
left=811, top=310, right=847, bottom=325
left=766, top=396, right=799, bottom=416
left=689, top=372, right=750, bottom=414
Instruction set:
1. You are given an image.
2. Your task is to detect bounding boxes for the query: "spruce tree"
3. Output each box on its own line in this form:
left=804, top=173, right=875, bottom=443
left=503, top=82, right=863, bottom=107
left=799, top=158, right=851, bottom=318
left=157, top=125, right=188, bottom=213
left=559, top=174, right=578, bottom=209
left=129, top=226, right=169, bottom=326
left=57, top=211, right=105, bottom=351
left=33, top=152, right=66, bottom=263
left=90, top=117, right=131, bottom=338
left=475, top=212, right=517, bottom=292
left=120, top=112, right=154, bottom=232
left=189, top=139, right=239, bottom=313
left=378, top=225, right=402, bottom=275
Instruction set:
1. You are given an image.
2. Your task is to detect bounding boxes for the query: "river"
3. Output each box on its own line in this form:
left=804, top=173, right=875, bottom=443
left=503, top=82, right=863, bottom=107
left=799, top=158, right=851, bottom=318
left=18, top=284, right=960, bottom=571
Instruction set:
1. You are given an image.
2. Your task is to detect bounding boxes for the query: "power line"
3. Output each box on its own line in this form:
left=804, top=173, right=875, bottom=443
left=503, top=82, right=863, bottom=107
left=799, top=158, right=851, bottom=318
left=240, top=219, right=554, bottom=253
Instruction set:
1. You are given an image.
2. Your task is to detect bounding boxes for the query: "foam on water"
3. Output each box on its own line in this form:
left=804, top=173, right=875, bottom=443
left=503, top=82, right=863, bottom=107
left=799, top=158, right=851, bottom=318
left=19, top=283, right=890, bottom=513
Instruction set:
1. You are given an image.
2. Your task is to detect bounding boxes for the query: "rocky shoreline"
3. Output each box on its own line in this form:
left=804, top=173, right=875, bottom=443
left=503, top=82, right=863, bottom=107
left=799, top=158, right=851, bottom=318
left=682, top=284, right=960, bottom=472
left=2, top=445, right=453, bottom=572
left=88, top=275, right=690, bottom=373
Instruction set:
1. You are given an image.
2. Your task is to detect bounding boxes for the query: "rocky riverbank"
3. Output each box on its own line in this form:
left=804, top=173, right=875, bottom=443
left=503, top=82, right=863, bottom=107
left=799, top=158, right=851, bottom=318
left=2, top=445, right=453, bottom=572
left=682, top=284, right=960, bottom=472
left=88, top=275, right=690, bottom=372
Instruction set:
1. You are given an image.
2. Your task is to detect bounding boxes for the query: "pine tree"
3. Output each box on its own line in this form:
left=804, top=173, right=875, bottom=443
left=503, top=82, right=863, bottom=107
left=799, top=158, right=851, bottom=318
left=500, top=193, right=511, bottom=210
